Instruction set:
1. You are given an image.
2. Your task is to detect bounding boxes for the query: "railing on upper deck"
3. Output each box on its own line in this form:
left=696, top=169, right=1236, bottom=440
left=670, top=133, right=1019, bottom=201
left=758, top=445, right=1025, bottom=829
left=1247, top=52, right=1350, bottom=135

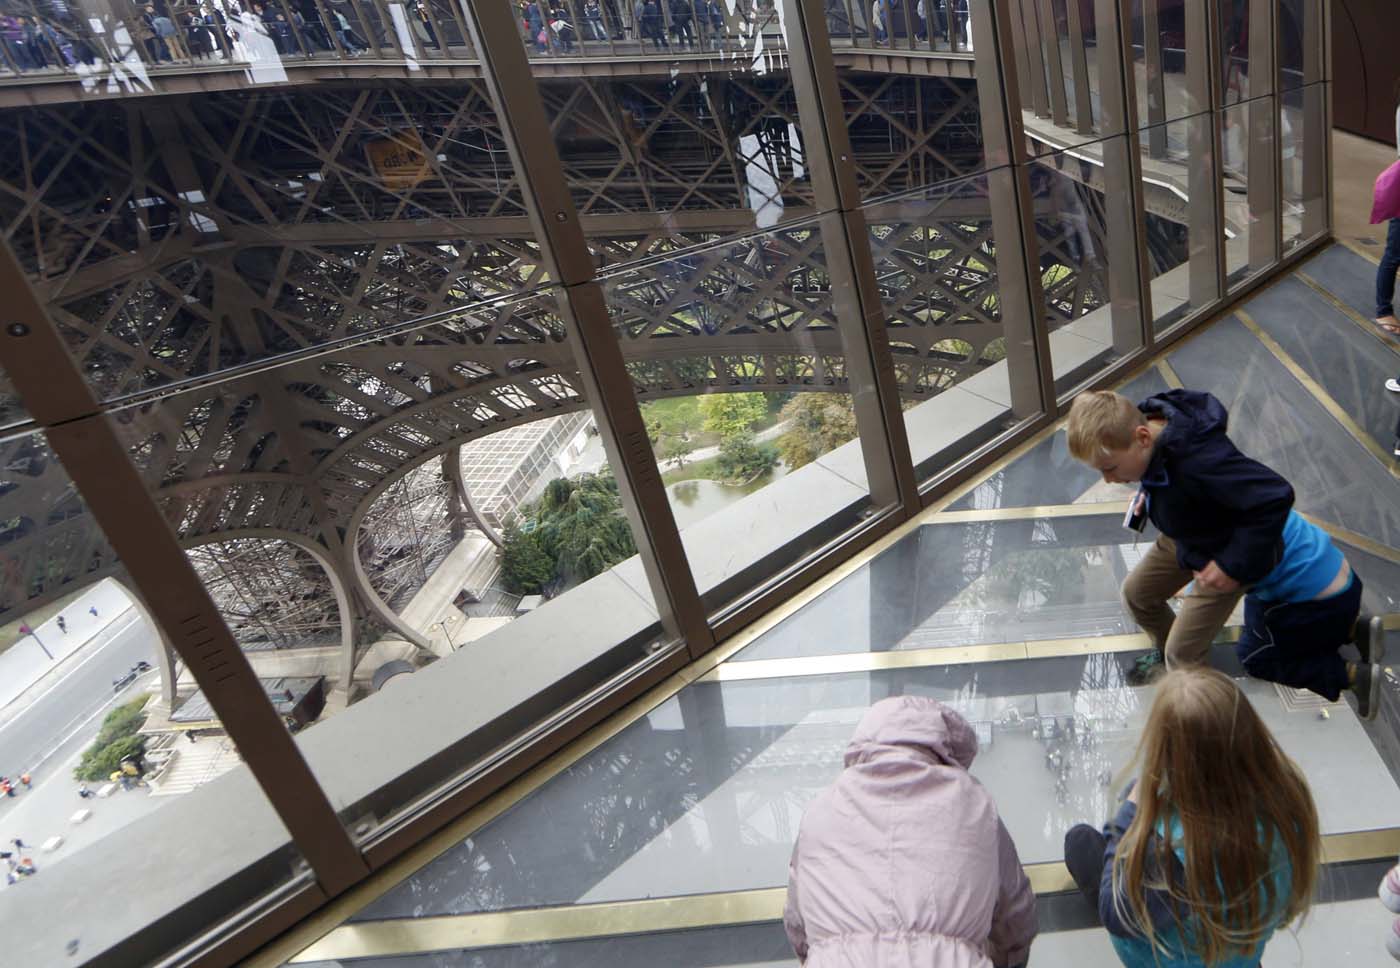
left=0, top=0, right=973, bottom=86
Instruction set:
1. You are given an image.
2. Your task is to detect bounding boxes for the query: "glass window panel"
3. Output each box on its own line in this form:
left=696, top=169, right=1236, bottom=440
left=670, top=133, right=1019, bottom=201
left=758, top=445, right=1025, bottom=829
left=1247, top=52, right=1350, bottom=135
left=1139, top=116, right=1221, bottom=334
left=10, top=48, right=675, bottom=891
left=0, top=426, right=303, bottom=965
left=1130, top=0, right=1202, bottom=129
left=862, top=169, right=1023, bottom=485
left=1281, top=83, right=1327, bottom=253
left=1221, top=94, right=1276, bottom=289
left=103, top=281, right=669, bottom=828
left=1013, top=0, right=1120, bottom=153
left=1026, top=138, right=1146, bottom=397
left=597, top=217, right=878, bottom=616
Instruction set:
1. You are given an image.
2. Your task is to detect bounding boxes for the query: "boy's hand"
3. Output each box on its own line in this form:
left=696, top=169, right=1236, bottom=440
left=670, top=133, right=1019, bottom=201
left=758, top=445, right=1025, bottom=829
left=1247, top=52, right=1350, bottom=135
left=1194, top=560, right=1240, bottom=593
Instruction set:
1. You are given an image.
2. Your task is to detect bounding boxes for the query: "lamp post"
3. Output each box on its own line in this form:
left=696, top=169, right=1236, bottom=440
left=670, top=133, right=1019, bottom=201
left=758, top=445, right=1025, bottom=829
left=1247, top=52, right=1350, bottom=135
left=17, top=623, right=52, bottom=660
left=432, top=619, right=458, bottom=653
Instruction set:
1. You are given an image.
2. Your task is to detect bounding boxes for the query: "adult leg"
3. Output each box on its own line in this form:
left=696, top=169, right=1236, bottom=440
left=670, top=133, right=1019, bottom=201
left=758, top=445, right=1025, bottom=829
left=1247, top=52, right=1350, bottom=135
left=1377, top=218, right=1400, bottom=331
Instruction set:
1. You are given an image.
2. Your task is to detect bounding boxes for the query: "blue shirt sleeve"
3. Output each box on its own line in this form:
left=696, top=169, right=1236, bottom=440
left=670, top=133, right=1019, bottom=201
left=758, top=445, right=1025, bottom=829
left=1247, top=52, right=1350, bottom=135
left=1098, top=799, right=1186, bottom=940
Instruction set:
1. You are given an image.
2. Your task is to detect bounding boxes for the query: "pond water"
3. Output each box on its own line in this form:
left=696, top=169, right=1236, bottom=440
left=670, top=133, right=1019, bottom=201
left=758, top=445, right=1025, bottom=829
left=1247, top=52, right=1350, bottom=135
left=666, top=462, right=791, bottom=530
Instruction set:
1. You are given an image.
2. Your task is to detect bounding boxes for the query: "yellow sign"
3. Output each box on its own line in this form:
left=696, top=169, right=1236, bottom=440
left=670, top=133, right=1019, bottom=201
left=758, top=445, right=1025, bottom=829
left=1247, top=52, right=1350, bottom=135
left=366, top=131, right=432, bottom=188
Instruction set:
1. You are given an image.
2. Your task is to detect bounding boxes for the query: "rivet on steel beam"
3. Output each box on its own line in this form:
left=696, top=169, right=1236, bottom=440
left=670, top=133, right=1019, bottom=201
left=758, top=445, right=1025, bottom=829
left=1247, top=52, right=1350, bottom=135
left=5, top=323, right=30, bottom=337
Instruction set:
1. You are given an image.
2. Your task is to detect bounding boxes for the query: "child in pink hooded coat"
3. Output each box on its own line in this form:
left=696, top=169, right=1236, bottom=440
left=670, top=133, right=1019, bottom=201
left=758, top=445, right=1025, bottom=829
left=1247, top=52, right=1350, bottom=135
left=784, top=695, right=1037, bottom=968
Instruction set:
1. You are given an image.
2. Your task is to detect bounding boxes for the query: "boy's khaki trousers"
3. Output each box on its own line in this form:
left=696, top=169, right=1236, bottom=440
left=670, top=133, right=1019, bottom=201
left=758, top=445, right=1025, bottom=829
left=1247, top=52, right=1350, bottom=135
left=1123, top=534, right=1243, bottom=667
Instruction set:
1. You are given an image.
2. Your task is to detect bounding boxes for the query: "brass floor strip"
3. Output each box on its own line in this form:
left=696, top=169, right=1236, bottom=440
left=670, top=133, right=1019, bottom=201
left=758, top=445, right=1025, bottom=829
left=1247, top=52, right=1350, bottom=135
left=932, top=501, right=1127, bottom=524
left=1294, top=269, right=1400, bottom=349
left=1236, top=309, right=1400, bottom=480
left=286, top=888, right=788, bottom=963
left=287, top=830, right=1400, bottom=962
left=703, top=634, right=1154, bottom=683
left=1154, top=358, right=1185, bottom=389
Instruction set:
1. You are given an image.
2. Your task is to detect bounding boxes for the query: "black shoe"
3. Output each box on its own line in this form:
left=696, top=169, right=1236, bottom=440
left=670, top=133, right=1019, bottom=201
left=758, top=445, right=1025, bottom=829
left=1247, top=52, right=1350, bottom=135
left=1351, top=662, right=1381, bottom=721
left=1126, top=650, right=1165, bottom=686
left=1354, top=614, right=1387, bottom=665
left=1063, top=824, right=1106, bottom=909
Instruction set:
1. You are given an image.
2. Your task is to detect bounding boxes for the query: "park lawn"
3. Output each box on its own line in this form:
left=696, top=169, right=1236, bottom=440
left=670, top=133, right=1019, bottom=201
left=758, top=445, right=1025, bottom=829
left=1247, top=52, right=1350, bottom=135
left=660, top=455, right=724, bottom=487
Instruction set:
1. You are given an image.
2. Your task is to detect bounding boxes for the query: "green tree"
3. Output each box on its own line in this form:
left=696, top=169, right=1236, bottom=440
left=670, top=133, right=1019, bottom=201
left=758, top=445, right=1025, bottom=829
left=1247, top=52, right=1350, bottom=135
left=75, top=734, right=146, bottom=782
left=500, top=473, right=638, bottom=593
left=74, top=698, right=150, bottom=781
left=716, top=430, right=778, bottom=483
left=776, top=393, right=859, bottom=470
left=500, top=522, right=555, bottom=595
left=699, top=393, right=768, bottom=439
left=659, top=436, right=695, bottom=468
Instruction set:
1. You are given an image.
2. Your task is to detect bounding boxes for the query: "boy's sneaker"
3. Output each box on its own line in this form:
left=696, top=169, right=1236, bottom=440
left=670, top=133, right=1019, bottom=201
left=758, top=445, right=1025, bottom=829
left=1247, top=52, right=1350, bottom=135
left=1355, top=614, right=1387, bottom=665
left=1386, top=377, right=1400, bottom=394
left=1380, top=864, right=1400, bottom=913
left=1351, top=662, right=1381, bottom=721
left=1127, top=651, right=1165, bottom=686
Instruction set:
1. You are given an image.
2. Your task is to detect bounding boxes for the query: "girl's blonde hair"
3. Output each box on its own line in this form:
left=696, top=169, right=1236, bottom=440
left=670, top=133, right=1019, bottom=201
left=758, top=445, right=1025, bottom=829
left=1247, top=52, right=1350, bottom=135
left=1113, top=668, right=1319, bottom=966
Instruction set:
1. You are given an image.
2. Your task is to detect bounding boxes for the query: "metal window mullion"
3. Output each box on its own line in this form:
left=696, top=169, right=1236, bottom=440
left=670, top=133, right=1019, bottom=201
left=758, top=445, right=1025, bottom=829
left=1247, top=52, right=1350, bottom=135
left=1185, top=0, right=1223, bottom=310
left=1319, top=0, right=1333, bottom=238
left=1009, top=0, right=1032, bottom=95
left=457, top=0, right=713, bottom=657
left=1143, top=0, right=1167, bottom=156
left=1204, top=0, right=1229, bottom=297
left=1094, top=0, right=1150, bottom=355
left=1037, top=0, right=1068, bottom=126
left=972, top=0, right=1053, bottom=418
left=1298, top=0, right=1325, bottom=239
left=0, top=243, right=369, bottom=897
left=1247, top=0, right=1278, bottom=269
left=1063, top=0, right=1093, bottom=134
left=780, top=0, right=920, bottom=517
left=1018, top=0, right=1050, bottom=117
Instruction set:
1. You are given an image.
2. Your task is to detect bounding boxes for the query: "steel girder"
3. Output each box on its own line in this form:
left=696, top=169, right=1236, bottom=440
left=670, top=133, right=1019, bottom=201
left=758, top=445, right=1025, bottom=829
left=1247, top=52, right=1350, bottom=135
left=0, top=71, right=1105, bottom=645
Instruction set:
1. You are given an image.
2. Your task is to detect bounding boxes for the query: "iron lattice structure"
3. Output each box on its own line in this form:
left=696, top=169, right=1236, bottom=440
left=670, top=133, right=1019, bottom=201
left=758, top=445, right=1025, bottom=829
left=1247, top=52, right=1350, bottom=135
left=0, top=68, right=1113, bottom=670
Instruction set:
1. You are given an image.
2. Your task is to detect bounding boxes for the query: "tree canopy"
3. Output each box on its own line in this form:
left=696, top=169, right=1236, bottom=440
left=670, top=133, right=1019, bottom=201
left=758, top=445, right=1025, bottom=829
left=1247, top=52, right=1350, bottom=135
left=499, top=472, right=638, bottom=595
left=776, top=393, right=859, bottom=470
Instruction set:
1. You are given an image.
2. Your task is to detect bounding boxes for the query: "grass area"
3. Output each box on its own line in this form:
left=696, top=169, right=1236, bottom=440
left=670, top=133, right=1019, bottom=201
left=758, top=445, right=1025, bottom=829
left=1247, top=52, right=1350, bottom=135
left=642, top=392, right=792, bottom=451
left=0, top=586, right=92, bottom=659
left=661, top=455, right=724, bottom=486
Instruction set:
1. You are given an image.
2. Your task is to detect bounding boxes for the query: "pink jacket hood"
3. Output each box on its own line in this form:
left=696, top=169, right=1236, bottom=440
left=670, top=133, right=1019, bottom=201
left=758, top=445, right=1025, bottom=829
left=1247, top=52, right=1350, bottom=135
left=843, top=694, right=979, bottom=771
left=784, top=696, right=1037, bottom=968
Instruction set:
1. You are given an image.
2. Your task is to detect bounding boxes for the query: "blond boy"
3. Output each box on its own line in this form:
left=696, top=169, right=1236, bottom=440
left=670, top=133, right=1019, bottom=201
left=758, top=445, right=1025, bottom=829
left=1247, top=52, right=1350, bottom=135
left=1066, top=389, right=1382, bottom=716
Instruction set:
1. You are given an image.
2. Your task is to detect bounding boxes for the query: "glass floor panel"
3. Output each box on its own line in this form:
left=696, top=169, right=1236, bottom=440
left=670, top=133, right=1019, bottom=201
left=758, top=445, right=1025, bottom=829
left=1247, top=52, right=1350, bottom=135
left=353, top=657, right=1400, bottom=921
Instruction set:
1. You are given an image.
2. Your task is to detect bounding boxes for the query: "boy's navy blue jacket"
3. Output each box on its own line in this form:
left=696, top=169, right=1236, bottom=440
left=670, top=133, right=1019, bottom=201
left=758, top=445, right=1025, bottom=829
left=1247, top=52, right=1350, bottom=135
left=1137, top=390, right=1294, bottom=585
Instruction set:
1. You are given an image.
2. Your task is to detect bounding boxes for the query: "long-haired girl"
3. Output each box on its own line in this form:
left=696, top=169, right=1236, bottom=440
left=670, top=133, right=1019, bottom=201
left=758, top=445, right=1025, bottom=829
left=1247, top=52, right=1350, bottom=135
left=1064, top=667, right=1320, bottom=968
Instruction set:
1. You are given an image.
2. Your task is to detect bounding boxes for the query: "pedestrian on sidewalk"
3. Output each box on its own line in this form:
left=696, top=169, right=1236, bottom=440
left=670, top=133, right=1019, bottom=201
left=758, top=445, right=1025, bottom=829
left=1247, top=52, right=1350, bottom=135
left=11, top=838, right=23, bottom=851
left=17, top=773, right=29, bottom=789
left=1, top=781, right=12, bottom=798
left=89, top=605, right=98, bottom=618
left=1066, top=389, right=1385, bottom=718
left=56, top=615, right=66, bottom=633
